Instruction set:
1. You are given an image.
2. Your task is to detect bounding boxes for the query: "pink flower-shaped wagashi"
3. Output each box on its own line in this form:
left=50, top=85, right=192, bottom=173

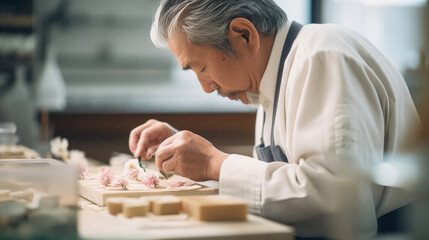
left=97, top=167, right=114, bottom=187
left=110, top=175, right=129, bottom=190
left=141, top=173, right=160, bottom=188
left=123, top=159, right=143, bottom=180
left=125, top=168, right=139, bottom=180
left=169, top=180, right=194, bottom=188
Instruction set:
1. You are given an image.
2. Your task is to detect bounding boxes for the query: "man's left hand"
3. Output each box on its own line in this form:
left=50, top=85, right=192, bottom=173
left=155, top=130, right=229, bottom=181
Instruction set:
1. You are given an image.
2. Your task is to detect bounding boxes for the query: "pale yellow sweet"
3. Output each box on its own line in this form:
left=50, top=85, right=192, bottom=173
left=0, top=145, right=39, bottom=159
left=181, top=195, right=247, bottom=221
left=152, top=195, right=181, bottom=215
left=123, top=199, right=149, bottom=218
left=10, top=188, right=34, bottom=202
left=106, top=197, right=125, bottom=215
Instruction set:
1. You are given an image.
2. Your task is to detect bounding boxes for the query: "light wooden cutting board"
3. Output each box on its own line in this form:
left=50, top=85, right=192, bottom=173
left=79, top=167, right=218, bottom=206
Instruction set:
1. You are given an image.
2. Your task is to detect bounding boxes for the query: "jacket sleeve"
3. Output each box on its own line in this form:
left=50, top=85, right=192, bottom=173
left=219, top=50, right=387, bottom=237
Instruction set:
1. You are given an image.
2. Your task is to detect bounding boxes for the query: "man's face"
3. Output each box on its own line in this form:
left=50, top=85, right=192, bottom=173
left=168, top=30, right=258, bottom=104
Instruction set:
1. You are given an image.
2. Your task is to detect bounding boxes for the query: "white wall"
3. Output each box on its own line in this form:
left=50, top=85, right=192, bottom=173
left=321, top=0, right=427, bottom=73
left=40, top=0, right=312, bottom=113
left=274, top=0, right=311, bottom=24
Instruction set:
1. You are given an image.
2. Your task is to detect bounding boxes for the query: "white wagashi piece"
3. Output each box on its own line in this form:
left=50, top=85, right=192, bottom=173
left=0, top=189, right=11, bottom=200
left=123, top=198, right=149, bottom=218
left=152, top=195, right=181, bottom=215
left=50, top=137, right=69, bottom=161
left=106, top=197, right=125, bottom=215
left=109, top=153, right=133, bottom=169
left=10, top=188, right=34, bottom=202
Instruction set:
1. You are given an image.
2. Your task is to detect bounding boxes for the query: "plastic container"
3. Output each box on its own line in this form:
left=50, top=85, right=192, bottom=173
left=0, top=122, right=18, bottom=145
left=0, top=158, right=78, bottom=240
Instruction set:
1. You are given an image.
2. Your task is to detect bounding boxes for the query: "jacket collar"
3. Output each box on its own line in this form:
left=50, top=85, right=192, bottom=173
left=258, top=21, right=292, bottom=111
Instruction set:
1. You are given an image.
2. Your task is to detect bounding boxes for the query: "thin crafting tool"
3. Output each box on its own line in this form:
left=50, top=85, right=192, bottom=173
left=138, top=157, right=146, bottom=172
left=159, top=169, right=169, bottom=179
left=139, top=153, right=168, bottom=179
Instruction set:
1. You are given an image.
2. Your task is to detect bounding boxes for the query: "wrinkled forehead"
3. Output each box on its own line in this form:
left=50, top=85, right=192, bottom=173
left=168, top=30, right=192, bottom=57
left=168, top=30, right=206, bottom=68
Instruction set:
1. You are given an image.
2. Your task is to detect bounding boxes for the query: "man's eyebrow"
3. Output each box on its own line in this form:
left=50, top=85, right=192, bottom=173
left=182, top=61, right=195, bottom=71
left=182, top=65, right=191, bottom=70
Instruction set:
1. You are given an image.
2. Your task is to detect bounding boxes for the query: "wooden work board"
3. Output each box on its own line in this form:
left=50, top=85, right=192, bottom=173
left=78, top=166, right=218, bottom=206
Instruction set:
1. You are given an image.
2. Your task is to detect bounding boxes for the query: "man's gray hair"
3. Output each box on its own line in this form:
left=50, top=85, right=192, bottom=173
left=150, top=0, right=287, bottom=57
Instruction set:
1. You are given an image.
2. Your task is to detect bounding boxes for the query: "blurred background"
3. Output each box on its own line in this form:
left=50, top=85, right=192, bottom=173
left=0, top=0, right=427, bottom=158
left=0, top=0, right=428, bottom=238
left=0, top=0, right=315, bottom=161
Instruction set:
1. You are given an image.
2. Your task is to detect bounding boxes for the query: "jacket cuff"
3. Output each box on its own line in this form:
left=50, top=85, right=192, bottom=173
left=219, top=154, right=267, bottom=215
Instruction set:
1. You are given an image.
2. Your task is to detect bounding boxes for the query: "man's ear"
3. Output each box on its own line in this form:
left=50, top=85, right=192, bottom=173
left=228, top=18, right=260, bottom=54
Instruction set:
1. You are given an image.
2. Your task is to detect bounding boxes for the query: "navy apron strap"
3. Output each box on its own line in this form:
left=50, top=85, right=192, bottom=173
left=259, top=111, right=266, bottom=145
left=256, top=21, right=303, bottom=163
left=270, top=21, right=303, bottom=145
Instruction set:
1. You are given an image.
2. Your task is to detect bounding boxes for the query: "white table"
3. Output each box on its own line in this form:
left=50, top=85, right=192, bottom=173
left=78, top=197, right=295, bottom=240
left=78, top=163, right=295, bottom=240
left=78, top=210, right=294, bottom=240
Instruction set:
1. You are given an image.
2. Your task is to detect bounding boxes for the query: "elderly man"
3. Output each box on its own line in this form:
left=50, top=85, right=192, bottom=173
left=129, top=0, right=420, bottom=238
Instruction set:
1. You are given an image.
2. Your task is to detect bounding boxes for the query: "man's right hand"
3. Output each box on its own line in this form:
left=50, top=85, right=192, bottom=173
left=129, top=119, right=178, bottom=159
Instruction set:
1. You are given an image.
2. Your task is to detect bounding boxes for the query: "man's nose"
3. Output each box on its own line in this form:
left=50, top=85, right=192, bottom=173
left=199, top=78, right=219, bottom=93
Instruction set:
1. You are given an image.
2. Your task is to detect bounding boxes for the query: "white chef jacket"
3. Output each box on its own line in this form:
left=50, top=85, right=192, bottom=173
left=219, top=21, right=420, bottom=238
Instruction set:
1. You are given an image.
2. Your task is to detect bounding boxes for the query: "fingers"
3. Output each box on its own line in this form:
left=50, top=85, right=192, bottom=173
left=155, top=135, right=178, bottom=172
left=152, top=130, right=220, bottom=181
left=154, top=130, right=191, bottom=172
left=157, top=133, right=176, bottom=150
left=155, top=134, right=177, bottom=170
left=129, top=120, right=155, bottom=156
left=129, top=127, right=141, bottom=155
left=155, top=148, right=175, bottom=171
left=129, top=119, right=174, bottom=159
left=161, top=159, right=176, bottom=173
left=135, top=129, right=157, bottom=159
left=147, top=145, right=160, bottom=156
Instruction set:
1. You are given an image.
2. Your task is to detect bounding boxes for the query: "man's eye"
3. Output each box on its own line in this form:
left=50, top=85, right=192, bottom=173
left=201, top=66, right=206, bottom=73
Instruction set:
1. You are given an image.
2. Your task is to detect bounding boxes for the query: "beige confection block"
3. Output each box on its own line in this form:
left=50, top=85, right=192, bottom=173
left=181, top=195, right=247, bottom=221
left=152, top=195, right=181, bottom=215
left=107, top=197, right=125, bottom=215
left=139, top=196, right=160, bottom=212
left=0, top=189, right=11, bottom=200
left=123, top=199, right=149, bottom=218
